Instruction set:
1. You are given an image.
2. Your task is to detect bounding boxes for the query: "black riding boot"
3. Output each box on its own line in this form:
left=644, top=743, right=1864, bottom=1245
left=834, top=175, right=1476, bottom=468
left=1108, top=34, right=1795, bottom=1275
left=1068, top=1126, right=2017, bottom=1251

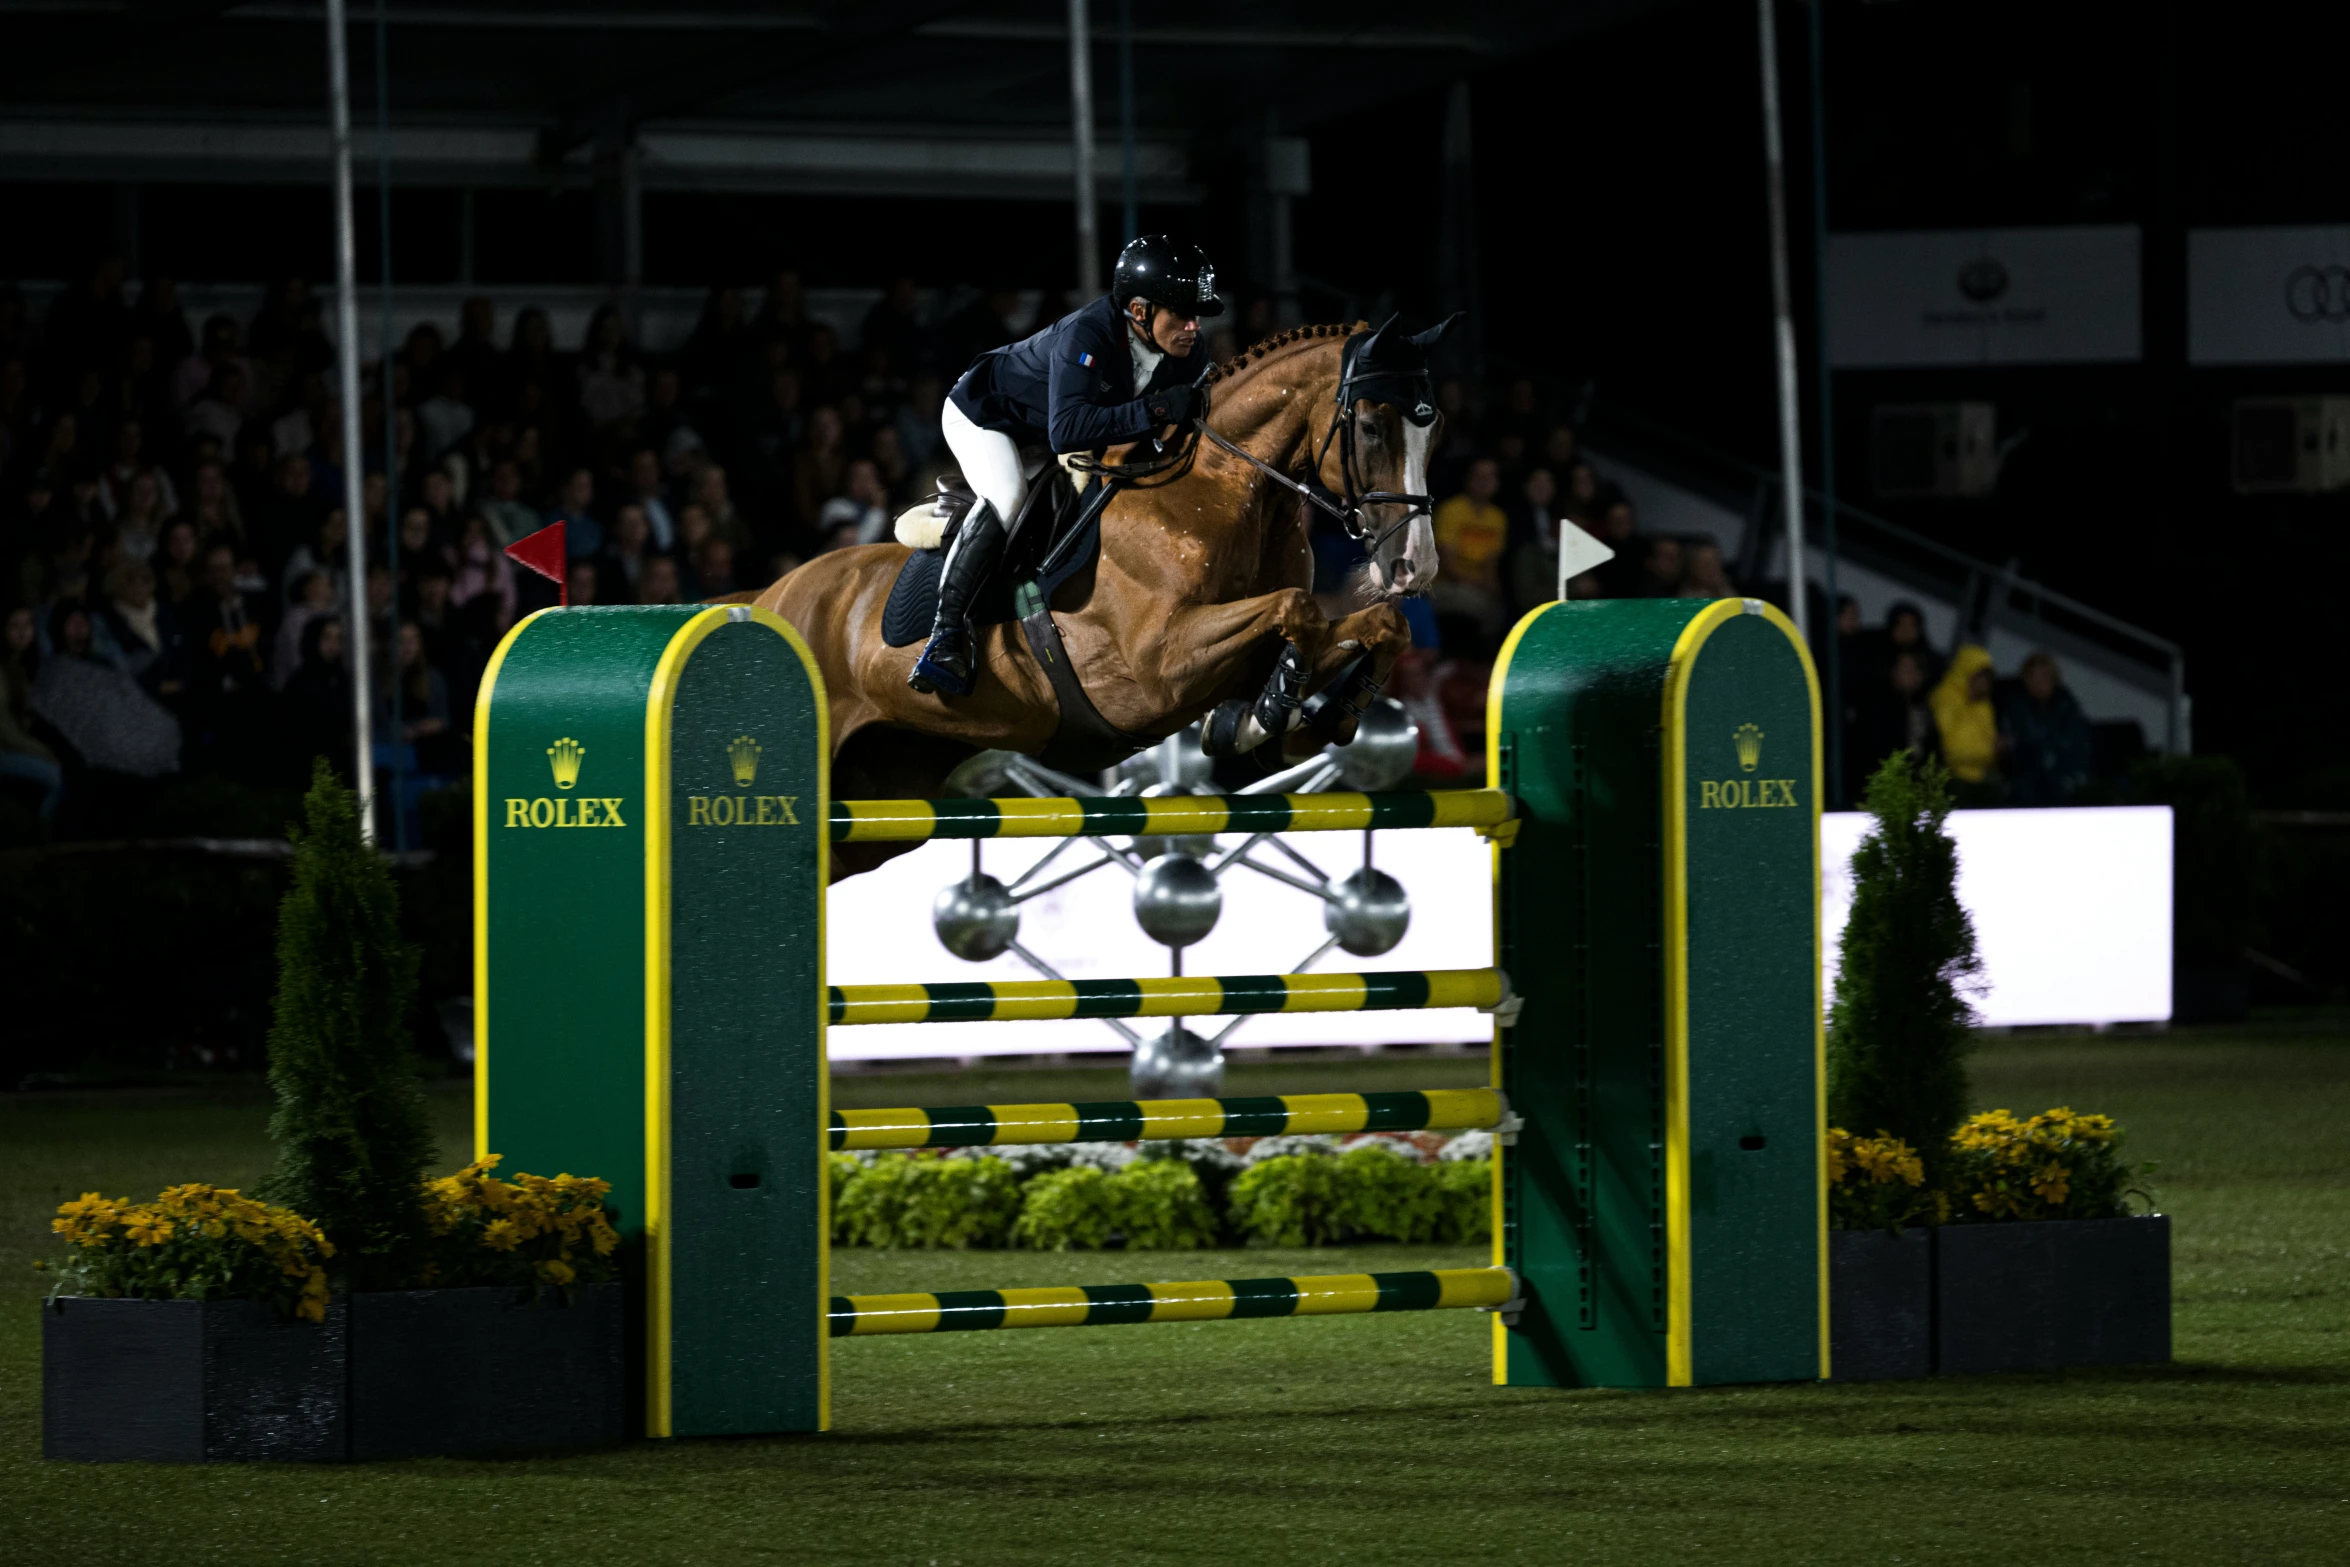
left=909, top=500, right=1008, bottom=697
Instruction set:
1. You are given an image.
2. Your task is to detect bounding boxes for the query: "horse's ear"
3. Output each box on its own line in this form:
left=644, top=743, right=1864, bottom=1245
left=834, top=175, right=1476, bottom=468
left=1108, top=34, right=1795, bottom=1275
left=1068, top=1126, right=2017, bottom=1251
left=1408, top=312, right=1465, bottom=351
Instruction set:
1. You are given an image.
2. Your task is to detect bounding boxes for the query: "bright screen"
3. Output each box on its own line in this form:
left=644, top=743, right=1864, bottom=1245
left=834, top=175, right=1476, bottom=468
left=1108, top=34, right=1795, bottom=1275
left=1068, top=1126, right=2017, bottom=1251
left=823, top=806, right=2173, bottom=1062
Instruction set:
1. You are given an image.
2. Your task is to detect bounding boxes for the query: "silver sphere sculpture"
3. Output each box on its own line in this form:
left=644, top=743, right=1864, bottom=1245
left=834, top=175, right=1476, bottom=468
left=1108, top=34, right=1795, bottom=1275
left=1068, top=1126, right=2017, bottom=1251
left=1117, top=725, right=1216, bottom=792
left=932, top=873, right=1019, bottom=962
left=1132, top=852, right=1222, bottom=948
left=1130, top=1023, right=1225, bottom=1098
left=1324, top=866, right=1411, bottom=957
left=1332, top=696, right=1420, bottom=791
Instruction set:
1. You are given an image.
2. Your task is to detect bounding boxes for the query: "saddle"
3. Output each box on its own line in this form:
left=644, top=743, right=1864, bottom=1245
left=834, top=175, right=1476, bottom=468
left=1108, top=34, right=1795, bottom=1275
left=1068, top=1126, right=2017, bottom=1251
left=879, top=450, right=1146, bottom=774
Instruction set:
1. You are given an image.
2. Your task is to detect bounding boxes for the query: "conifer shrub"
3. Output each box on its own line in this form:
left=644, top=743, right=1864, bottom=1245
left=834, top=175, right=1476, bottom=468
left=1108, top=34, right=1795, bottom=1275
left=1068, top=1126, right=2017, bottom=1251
left=1826, top=756, right=1983, bottom=1182
left=258, top=764, right=438, bottom=1290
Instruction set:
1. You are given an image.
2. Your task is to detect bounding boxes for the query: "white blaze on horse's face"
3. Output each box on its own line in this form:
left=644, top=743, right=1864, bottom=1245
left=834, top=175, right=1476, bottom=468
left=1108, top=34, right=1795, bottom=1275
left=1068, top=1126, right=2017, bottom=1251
left=1369, top=415, right=1438, bottom=598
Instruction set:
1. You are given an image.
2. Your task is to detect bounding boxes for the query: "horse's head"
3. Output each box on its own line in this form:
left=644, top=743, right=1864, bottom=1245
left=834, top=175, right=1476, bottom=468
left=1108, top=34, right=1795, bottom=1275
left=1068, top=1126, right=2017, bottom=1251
left=1330, top=314, right=1461, bottom=599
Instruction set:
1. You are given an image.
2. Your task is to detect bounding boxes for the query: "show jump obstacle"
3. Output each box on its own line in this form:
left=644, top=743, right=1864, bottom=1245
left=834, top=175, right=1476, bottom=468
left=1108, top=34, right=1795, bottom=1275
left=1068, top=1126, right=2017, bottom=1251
left=473, top=597, right=1824, bottom=1437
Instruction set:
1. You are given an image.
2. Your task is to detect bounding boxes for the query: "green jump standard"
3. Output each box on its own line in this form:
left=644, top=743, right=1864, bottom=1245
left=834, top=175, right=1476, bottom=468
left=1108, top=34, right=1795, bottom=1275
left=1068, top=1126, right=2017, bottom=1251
left=474, top=597, right=1825, bottom=1440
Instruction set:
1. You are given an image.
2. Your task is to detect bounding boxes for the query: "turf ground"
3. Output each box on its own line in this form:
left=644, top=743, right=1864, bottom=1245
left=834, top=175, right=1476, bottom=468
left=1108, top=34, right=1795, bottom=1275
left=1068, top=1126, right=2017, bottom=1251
left=3, top=1018, right=2346, bottom=1565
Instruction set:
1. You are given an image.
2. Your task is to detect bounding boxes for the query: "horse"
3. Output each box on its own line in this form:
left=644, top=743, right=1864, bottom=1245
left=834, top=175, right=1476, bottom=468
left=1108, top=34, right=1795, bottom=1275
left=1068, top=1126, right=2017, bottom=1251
left=748, top=320, right=1444, bottom=880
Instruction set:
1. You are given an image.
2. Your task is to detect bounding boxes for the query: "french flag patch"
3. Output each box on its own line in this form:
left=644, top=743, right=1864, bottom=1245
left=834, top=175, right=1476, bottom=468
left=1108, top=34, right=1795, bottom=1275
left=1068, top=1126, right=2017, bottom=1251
left=1078, top=351, right=1096, bottom=368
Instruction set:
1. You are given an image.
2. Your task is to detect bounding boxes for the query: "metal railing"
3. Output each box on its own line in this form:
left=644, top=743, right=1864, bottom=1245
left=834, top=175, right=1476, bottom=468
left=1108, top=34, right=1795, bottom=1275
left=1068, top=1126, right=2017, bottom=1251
left=1584, top=402, right=2188, bottom=754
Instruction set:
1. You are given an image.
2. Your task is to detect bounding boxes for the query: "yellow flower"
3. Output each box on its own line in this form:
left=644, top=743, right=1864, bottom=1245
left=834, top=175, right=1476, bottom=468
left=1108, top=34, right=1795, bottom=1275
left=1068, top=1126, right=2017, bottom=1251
left=535, top=1259, right=576, bottom=1286
left=124, top=1213, right=175, bottom=1247
left=482, top=1218, right=523, bottom=1251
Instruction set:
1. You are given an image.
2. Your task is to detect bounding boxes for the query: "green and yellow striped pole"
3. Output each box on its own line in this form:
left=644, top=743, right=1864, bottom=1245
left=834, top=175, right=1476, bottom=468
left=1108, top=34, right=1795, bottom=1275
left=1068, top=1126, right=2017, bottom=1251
left=831, top=1087, right=1503, bottom=1150
left=831, top=1266, right=1516, bottom=1336
left=828, top=967, right=1504, bottom=1026
left=830, top=788, right=1513, bottom=843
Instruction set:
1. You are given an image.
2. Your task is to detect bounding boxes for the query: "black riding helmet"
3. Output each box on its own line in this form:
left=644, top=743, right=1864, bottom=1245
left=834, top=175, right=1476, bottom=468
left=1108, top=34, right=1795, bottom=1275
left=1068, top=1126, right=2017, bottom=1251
left=1113, top=235, right=1225, bottom=319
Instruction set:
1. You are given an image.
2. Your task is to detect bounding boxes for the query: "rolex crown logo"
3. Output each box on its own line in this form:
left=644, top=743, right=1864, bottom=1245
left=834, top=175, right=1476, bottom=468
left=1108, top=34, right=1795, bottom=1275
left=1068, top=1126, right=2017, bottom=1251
left=1734, top=723, right=1764, bottom=773
left=546, top=736, right=586, bottom=790
left=728, top=734, right=762, bottom=788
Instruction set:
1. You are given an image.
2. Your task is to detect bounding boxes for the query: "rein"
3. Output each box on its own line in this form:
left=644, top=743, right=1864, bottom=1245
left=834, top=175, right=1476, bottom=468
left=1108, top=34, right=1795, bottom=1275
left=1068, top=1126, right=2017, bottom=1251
left=1196, top=404, right=1430, bottom=559
left=1072, top=334, right=1434, bottom=559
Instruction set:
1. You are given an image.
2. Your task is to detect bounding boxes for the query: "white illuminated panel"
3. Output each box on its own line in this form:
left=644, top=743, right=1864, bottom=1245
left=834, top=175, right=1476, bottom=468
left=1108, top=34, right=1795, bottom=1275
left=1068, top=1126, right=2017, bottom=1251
left=1821, top=806, right=2172, bottom=1027
left=823, top=806, right=2173, bottom=1061
left=824, top=827, right=1496, bottom=1062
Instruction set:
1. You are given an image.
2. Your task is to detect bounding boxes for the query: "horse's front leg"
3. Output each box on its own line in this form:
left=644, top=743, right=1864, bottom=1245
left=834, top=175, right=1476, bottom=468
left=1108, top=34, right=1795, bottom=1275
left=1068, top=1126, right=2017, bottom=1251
left=1105, top=587, right=1335, bottom=752
left=1298, top=601, right=1415, bottom=746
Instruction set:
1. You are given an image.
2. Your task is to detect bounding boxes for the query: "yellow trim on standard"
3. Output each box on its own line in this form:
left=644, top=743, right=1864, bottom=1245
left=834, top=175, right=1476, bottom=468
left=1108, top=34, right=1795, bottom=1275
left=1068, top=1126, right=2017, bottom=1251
left=746, top=606, right=835, bottom=1432
left=1660, top=598, right=1745, bottom=1387
left=1483, top=601, right=1555, bottom=1387
left=642, top=607, right=728, bottom=1437
left=641, top=604, right=834, bottom=1437
left=1765, top=600, right=1831, bottom=1382
left=468, top=608, right=553, bottom=1165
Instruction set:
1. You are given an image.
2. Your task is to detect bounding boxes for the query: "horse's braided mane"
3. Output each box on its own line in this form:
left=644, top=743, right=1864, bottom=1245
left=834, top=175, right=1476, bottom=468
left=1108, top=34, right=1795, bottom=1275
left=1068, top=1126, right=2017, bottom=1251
left=1202, top=320, right=1368, bottom=387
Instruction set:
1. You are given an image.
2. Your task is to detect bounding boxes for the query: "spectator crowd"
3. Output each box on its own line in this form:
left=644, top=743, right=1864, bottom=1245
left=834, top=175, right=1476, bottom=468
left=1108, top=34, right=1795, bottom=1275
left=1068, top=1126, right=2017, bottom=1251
left=0, top=261, right=2105, bottom=830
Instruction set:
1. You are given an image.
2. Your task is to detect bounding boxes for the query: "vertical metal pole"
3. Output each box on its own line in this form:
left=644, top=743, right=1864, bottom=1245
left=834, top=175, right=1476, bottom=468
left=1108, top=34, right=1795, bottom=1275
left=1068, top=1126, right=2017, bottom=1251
left=376, top=0, right=405, bottom=850
left=1756, top=0, right=1808, bottom=642
left=1807, top=0, right=1842, bottom=803
left=1067, top=0, right=1101, bottom=296
left=325, top=0, right=376, bottom=839
left=1118, top=0, right=1138, bottom=244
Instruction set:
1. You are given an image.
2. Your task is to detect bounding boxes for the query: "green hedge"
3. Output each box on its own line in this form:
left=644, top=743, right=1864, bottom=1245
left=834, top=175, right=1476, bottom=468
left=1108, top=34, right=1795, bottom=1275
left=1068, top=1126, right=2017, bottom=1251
left=830, top=1139, right=1494, bottom=1250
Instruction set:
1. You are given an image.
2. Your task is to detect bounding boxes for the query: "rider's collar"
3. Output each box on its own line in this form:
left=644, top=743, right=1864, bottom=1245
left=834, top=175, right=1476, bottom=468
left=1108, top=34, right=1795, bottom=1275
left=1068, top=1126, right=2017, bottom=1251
left=1125, top=315, right=1165, bottom=387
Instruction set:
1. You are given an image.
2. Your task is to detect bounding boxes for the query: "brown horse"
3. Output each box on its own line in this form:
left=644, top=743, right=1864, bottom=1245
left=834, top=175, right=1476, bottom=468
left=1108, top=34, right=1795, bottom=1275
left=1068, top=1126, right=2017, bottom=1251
left=749, top=322, right=1438, bottom=878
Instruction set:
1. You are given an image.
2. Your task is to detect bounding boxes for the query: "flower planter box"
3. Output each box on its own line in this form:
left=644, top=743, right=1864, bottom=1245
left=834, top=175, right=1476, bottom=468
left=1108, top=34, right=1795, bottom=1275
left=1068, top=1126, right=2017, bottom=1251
left=1937, top=1215, right=2171, bottom=1375
left=1828, top=1227, right=1933, bottom=1382
left=43, top=1295, right=349, bottom=1463
left=42, top=1283, right=625, bottom=1463
left=349, top=1284, right=625, bottom=1461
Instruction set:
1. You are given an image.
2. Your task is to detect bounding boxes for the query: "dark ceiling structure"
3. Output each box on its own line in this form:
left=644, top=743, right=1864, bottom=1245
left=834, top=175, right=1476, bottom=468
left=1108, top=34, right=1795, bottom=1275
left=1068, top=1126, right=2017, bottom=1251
left=1, top=0, right=1669, bottom=201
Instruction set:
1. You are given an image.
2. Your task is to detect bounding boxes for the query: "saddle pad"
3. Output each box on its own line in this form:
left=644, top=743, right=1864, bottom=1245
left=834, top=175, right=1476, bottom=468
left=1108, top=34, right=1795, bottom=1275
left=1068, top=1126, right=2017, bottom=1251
left=879, top=483, right=1111, bottom=648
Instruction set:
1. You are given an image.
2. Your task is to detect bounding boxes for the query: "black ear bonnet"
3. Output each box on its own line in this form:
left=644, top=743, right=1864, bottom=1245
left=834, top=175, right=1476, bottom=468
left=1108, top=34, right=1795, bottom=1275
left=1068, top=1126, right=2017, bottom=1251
left=1336, top=312, right=1463, bottom=427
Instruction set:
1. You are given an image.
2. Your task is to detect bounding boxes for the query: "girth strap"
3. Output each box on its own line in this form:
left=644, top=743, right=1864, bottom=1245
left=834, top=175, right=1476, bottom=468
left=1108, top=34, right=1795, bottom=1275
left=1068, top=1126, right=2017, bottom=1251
left=1014, top=579, right=1153, bottom=775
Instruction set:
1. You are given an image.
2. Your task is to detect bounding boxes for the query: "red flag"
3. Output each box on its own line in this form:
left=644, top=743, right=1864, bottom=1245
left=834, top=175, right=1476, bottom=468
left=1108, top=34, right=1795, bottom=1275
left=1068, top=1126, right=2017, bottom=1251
left=505, top=521, right=569, bottom=606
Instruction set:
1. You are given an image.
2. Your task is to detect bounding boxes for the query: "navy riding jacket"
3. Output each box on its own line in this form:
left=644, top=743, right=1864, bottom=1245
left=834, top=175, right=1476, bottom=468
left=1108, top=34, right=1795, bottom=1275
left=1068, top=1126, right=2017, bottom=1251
left=948, top=294, right=1202, bottom=453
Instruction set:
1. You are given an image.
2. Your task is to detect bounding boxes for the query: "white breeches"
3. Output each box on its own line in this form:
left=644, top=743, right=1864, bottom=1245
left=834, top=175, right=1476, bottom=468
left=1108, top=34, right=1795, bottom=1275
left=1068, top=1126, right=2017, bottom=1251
left=940, top=397, right=1030, bottom=527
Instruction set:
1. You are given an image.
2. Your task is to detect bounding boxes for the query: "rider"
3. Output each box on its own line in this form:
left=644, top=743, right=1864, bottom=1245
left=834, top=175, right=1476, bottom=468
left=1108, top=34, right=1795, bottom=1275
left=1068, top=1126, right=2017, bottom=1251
left=910, top=234, right=1223, bottom=696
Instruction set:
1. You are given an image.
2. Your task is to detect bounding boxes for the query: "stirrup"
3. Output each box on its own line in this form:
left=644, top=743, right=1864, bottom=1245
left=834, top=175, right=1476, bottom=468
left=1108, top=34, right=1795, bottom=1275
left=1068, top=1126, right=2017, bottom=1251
left=909, top=626, right=975, bottom=698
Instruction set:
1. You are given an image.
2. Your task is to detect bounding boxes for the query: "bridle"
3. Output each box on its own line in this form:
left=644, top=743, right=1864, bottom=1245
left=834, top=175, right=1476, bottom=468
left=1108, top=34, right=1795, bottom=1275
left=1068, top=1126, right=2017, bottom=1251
left=1072, top=327, right=1436, bottom=560
left=1196, top=338, right=1435, bottom=558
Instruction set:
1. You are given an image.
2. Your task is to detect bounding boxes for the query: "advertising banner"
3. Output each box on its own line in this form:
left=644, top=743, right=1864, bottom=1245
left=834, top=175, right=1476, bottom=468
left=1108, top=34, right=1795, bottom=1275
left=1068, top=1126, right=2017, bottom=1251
left=2189, top=225, right=2350, bottom=364
left=1826, top=226, right=2141, bottom=368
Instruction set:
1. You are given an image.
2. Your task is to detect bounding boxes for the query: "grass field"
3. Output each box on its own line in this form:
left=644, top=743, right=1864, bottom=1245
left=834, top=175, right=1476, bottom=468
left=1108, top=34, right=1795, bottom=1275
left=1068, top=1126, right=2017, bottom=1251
left=3, top=1020, right=2346, bottom=1564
